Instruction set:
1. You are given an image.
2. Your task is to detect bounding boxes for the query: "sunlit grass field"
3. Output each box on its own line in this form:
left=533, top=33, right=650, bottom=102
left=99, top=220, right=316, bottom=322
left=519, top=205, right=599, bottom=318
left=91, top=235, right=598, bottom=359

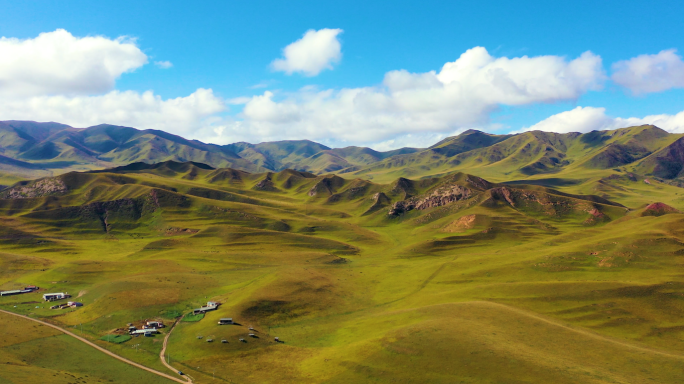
left=2, top=161, right=684, bottom=383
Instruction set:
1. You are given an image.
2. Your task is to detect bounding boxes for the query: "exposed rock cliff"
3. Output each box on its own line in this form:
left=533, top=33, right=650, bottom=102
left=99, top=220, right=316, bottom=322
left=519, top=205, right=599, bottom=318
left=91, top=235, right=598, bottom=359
left=389, top=184, right=472, bottom=215
left=253, top=173, right=279, bottom=192
left=0, top=177, right=67, bottom=199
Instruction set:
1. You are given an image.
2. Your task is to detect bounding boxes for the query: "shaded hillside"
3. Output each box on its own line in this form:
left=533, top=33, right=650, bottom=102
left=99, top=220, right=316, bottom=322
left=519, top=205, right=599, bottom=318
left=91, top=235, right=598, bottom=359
left=635, top=136, right=684, bottom=179
left=349, top=125, right=684, bottom=183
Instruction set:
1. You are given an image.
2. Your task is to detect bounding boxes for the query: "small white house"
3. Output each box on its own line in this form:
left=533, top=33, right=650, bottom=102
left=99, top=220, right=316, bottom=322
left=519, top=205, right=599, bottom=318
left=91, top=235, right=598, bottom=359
left=193, top=301, right=220, bottom=315
left=43, top=293, right=70, bottom=301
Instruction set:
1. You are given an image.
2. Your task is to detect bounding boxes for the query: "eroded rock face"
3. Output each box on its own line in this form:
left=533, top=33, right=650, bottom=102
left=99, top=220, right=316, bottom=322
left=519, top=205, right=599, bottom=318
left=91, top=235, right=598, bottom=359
left=388, top=184, right=472, bottom=215
left=642, top=202, right=679, bottom=217
left=254, top=177, right=279, bottom=192
left=1, top=177, right=67, bottom=199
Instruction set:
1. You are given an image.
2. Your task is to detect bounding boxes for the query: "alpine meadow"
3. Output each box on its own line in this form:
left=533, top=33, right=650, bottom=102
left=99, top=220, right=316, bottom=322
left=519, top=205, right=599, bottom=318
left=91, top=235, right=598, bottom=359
left=2, top=120, right=684, bottom=383
left=2, top=1, right=684, bottom=383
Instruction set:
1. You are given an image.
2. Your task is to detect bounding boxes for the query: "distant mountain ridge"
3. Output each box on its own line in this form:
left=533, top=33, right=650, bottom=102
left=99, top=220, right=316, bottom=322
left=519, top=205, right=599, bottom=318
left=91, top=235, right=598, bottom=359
left=0, top=121, right=419, bottom=178
left=1, top=120, right=684, bottom=185
left=344, top=125, right=684, bottom=183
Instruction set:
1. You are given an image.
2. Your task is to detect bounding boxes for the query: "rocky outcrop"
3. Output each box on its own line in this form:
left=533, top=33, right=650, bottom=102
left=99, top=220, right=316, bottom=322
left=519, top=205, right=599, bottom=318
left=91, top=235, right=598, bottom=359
left=253, top=173, right=279, bottom=192
left=484, top=186, right=614, bottom=223
left=641, top=202, right=680, bottom=217
left=0, top=177, right=67, bottom=199
left=389, top=184, right=472, bottom=215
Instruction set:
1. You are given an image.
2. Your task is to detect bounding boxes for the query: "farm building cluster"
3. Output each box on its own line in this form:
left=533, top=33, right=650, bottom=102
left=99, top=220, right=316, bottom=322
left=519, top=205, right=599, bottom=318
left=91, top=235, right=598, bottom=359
left=0, top=285, right=39, bottom=297
left=128, top=320, right=165, bottom=337
left=193, top=301, right=220, bottom=314
left=43, top=292, right=72, bottom=301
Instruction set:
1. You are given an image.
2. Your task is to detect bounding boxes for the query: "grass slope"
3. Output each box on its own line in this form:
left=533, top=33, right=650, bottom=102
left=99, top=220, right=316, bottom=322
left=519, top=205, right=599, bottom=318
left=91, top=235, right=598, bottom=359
left=0, top=162, right=684, bottom=383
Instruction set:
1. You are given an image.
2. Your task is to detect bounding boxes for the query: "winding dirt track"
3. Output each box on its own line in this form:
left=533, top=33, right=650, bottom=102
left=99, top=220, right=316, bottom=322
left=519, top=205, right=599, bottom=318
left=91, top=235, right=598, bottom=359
left=160, top=314, right=193, bottom=383
left=0, top=308, right=188, bottom=384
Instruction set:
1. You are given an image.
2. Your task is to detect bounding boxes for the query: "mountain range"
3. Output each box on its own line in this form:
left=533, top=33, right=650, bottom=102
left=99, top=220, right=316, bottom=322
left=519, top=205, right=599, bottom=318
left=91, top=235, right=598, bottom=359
left=1, top=120, right=684, bottom=186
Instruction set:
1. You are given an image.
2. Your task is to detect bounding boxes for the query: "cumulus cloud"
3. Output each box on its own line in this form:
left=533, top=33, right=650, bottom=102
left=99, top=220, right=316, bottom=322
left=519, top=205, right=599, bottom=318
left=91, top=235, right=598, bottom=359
left=0, top=29, right=147, bottom=97
left=0, top=89, right=226, bottom=137
left=271, top=28, right=343, bottom=76
left=612, top=49, right=684, bottom=94
left=523, top=106, right=684, bottom=134
left=221, top=47, right=605, bottom=146
left=0, top=29, right=225, bottom=141
left=523, top=106, right=614, bottom=133
left=154, top=60, right=173, bottom=69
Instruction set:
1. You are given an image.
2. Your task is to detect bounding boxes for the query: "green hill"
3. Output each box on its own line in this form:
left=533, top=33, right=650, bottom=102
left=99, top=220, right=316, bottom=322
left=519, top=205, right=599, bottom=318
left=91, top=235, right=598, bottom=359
left=3, top=121, right=684, bottom=192
left=3, top=159, right=684, bottom=382
left=348, top=125, right=684, bottom=184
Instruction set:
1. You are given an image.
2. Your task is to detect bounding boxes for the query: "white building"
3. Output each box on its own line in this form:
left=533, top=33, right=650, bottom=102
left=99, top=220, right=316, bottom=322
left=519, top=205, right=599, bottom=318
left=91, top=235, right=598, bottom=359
left=43, top=293, right=70, bottom=301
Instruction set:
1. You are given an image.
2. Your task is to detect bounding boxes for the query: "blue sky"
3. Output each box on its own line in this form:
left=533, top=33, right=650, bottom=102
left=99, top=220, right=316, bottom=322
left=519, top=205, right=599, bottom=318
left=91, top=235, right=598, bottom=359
left=0, top=0, right=683, bottom=149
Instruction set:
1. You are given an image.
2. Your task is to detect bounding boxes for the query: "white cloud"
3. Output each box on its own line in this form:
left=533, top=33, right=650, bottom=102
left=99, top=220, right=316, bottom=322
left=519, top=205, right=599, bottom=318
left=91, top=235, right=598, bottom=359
left=0, top=29, right=225, bottom=142
left=0, top=89, right=226, bottom=138
left=370, top=130, right=465, bottom=151
left=615, top=111, right=684, bottom=133
left=271, top=28, right=343, bottom=76
left=220, top=47, right=605, bottom=146
left=227, top=96, right=252, bottom=105
left=612, top=49, right=684, bottom=94
left=154, top=60, right=173, bottom=69
left=249, top=81, right=271, bottom=89
left=0, top=29, right=147, bottom=97
left=523, top=106, right=614, bottom=133
left=523, top=106, right=684, bottom=134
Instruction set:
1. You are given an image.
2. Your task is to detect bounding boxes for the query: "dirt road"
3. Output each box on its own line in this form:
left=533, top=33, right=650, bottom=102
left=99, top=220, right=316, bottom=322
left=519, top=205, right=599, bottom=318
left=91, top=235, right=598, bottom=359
left=160, top=314, right=193, bottom=383
left=0, top=308, right=188, bottom=384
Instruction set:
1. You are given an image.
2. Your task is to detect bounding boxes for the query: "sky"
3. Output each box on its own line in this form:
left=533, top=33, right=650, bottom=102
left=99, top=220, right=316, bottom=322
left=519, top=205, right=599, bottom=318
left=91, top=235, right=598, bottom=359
left=0, top=0, right=683, bottom=150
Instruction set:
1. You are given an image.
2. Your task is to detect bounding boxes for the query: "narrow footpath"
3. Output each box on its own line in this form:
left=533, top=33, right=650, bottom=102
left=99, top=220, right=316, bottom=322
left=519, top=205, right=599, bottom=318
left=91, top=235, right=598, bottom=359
left=0, top=308, right=189, bottom=384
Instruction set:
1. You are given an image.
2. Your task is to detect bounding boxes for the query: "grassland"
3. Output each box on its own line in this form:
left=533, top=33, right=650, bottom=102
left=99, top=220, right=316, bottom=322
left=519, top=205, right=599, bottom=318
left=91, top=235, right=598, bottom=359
left=0, top=311, right=173, bottom=384
left=100, top=334, right=132, bottom=344
left=1, top=158, right=684, bottom=383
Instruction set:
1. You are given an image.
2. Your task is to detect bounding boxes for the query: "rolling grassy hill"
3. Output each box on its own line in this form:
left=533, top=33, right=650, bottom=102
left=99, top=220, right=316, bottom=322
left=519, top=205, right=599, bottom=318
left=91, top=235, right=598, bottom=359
left=6, top=120, right=684, bottom=192
left=2, top=158, right=684, bottom=383
left=0, top=120, right=420, bottom=179
left=347, top=125, right=684, bottom=183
